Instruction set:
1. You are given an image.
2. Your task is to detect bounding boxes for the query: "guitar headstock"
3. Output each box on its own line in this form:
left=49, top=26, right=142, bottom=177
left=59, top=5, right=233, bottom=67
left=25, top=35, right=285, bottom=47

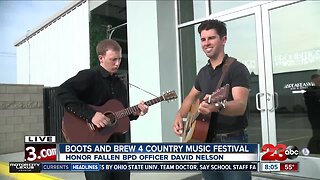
left=210, top=84, right=230, bottom=103
left=162, top=90, right=178, bottom=101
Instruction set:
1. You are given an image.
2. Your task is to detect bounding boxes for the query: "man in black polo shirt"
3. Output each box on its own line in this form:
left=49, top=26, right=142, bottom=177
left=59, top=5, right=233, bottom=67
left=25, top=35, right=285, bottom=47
left=173, top=19, right=251, bottom=180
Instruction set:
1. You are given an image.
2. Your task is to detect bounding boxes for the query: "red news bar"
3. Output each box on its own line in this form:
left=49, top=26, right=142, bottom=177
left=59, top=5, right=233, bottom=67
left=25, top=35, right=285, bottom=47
left=280, top=162, right=299, bottom=171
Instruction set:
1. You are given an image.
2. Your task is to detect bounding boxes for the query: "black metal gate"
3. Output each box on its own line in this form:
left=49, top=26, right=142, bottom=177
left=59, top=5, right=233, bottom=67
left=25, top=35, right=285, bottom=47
left=43, top=85, right=132, bottom=143
left=43, top=87, right=66, bottom=143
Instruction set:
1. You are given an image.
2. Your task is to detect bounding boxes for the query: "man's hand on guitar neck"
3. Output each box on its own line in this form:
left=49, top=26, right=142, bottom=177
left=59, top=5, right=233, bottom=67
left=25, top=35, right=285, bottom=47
left=91, top=112, right=111, bottom=128
left=133, top=101, right=149, bottom=116
left=198, top=94, right=223, bottom=115
left=90, top=101, right=149, bottom=129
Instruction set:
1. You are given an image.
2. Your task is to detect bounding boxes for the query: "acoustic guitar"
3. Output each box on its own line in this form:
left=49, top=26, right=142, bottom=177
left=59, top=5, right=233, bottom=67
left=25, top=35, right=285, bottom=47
left=62, top=90, right=177, bottom=143
left=182, top=84, right=230, bottom=143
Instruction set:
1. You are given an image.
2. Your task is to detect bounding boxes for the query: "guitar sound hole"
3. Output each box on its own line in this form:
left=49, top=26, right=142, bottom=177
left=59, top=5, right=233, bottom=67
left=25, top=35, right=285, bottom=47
left=104, top=112, right=117, bottom=126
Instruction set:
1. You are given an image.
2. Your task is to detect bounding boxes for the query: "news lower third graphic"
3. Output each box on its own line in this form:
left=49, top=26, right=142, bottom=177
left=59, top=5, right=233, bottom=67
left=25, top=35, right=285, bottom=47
left=9, top=162, right=258, bottom=173
left=9, top=136, right=311, bottom=173
left=261, top=144, right=299, bottom=161
left=57, top=143, right=259, bottom=162
left=260, top=162, right=299, bottom=172
left=24, top=136, right=56, bottom=162
left=9, top=162, right=41, bottom=173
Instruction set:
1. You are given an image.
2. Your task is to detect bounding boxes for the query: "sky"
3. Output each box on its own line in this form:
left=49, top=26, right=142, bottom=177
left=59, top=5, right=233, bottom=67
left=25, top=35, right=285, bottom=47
left=0, top=0, right=71, bottom=84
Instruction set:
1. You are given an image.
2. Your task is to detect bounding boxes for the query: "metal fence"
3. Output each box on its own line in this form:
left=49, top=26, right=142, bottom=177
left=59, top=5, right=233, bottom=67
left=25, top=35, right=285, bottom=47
left=43, top=87, right=66, bottom=143
left=42, top=77, right=132, bottom=143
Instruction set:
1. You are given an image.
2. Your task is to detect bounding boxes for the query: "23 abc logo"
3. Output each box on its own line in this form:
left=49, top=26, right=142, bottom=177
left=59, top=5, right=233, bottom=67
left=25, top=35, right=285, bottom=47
left=261, top=144, right=299, bottom=161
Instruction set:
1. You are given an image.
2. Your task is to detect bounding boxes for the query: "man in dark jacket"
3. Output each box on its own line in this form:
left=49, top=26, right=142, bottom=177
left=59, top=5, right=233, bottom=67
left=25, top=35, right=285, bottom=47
left=56, top=39, right=148, bottom=180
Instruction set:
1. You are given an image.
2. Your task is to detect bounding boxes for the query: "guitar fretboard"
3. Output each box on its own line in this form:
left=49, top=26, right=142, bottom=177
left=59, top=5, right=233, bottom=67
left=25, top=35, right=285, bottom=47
left=114, top=95, right=165, bottom=119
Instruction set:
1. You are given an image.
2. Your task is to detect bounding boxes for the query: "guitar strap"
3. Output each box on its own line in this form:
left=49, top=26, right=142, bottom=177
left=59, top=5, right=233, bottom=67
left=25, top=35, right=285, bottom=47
left=215, top=56, right=236, bottom=91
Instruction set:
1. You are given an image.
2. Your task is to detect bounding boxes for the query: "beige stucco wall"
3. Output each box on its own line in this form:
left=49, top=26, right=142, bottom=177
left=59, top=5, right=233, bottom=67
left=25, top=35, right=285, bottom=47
left=0, top=84, right=44, bottom=154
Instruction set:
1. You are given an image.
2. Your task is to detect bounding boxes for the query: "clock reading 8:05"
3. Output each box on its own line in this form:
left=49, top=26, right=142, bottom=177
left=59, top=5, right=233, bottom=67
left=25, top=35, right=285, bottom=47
left=264, top=163, right=279, bottom=170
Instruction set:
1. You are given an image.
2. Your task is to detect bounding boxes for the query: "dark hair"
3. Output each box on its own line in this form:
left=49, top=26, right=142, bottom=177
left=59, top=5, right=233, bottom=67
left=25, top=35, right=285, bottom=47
left=198, top=19, right=227, bottom=38
left=96, top=39, right=121, bottom=56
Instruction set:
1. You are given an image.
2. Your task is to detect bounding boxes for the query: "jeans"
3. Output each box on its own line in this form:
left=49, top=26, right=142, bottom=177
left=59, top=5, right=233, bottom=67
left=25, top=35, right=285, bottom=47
left=84, top=135, right=130, bottom=180
left=202, top=130, right=252, bottom=180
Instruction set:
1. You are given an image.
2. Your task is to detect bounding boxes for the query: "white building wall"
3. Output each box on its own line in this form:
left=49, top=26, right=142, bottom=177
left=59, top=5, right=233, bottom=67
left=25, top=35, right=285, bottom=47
left=16, top=1, right=90, bottom=87
left=16, top=41, right=30, bottom=84
left=127, top=1, right=180, bottom=142
left=16, top=0, right=180, bottom=143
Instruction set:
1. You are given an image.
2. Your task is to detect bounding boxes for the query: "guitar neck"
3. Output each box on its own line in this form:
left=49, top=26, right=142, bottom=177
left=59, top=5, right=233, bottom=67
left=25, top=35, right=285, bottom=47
left=115, top=96, right=165, bottom=119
